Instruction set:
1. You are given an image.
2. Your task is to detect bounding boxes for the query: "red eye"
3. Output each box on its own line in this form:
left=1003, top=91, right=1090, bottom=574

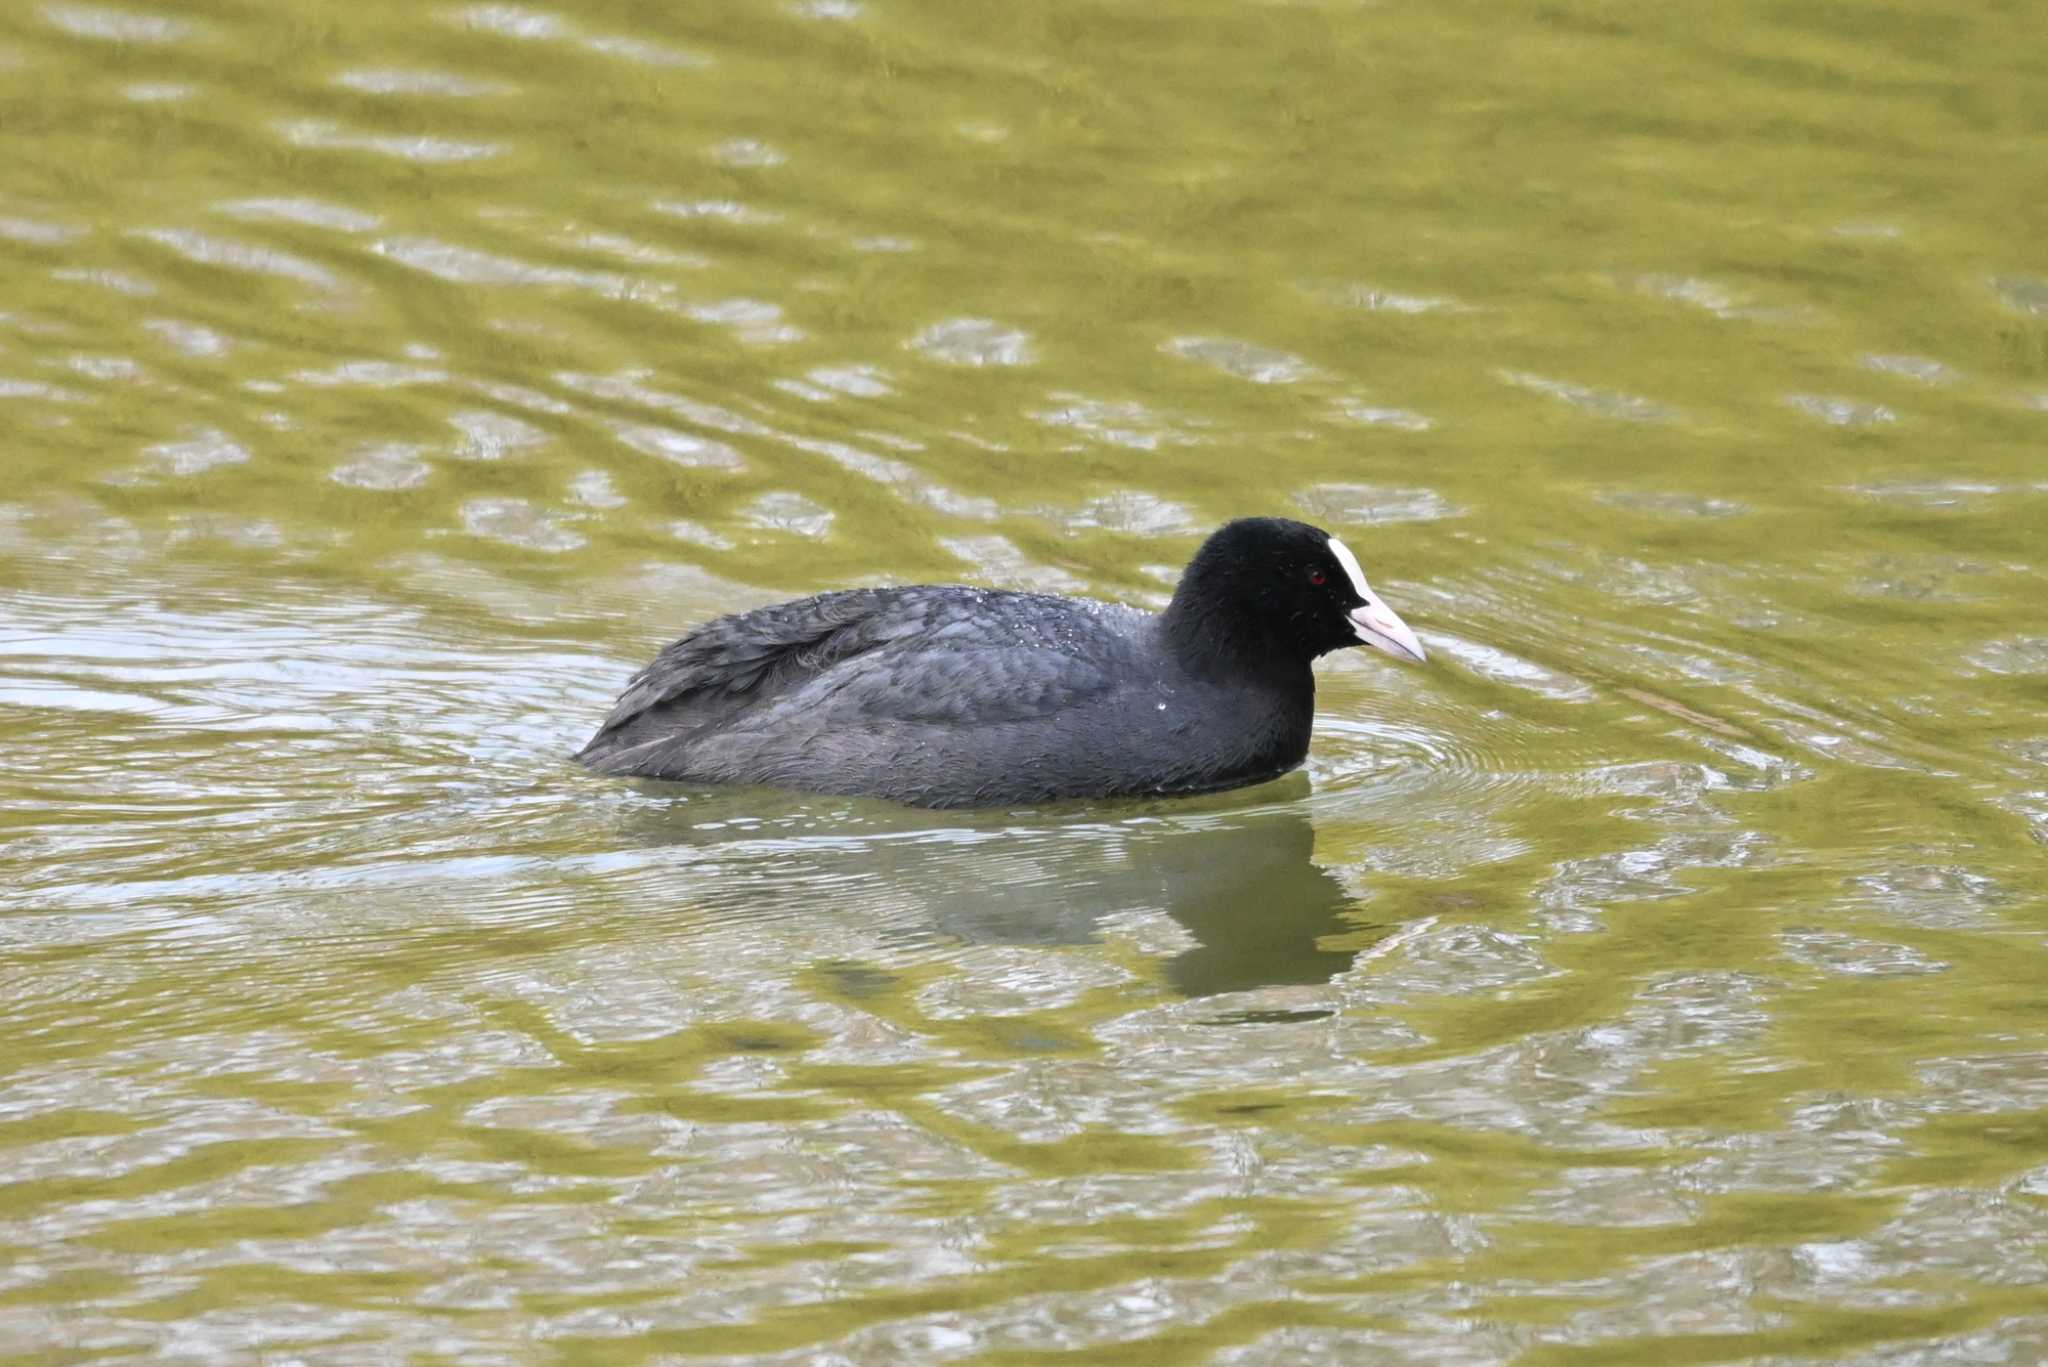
left=1308, top=568, right=1327, bottom=587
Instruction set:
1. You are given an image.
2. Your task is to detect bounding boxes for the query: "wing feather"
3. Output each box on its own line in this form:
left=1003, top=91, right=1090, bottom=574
left=579, top=588, right=1137, bottom=761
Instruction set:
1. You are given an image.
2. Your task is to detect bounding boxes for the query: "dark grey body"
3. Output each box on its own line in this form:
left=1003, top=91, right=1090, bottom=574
left=575, top=586, right=1314, bottom=808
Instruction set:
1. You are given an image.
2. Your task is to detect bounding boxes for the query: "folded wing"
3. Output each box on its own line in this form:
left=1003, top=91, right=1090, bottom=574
left=576, top=588, right=1131, bottom=776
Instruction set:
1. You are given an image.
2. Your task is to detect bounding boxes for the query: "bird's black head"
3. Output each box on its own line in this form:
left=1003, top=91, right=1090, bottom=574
left=1162, top=517, right=1427, bottom=674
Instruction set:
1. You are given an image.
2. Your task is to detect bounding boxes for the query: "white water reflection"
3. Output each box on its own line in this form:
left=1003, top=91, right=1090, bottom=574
left=42, top=2, right=194, bottom=43
left=333, top=68, right=510, bottom=97
left=143, top=429, right=249, bottom=476
left=1786, top=394, right=1898, bottom=426
left=1165, top=335, right=1321, bottom=384
left=910, top=318, right=1036, bottom=367
left=1500, top=369, right=1678, bottom=423
left=134, top=228, right=344, bottom=291
left=275, top=120, right=505, bottom=163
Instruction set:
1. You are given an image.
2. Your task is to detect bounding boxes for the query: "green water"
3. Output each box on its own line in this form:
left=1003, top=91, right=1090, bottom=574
left=3, top=0, right=2047, bottom=1359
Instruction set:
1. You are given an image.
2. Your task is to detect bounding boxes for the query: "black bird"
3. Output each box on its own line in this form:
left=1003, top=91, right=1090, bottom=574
left=575, top=516, right=1426, bottom=808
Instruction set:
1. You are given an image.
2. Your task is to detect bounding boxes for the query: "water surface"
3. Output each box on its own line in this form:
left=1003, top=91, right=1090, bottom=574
left=4, top=0, right=2048, bottom=1359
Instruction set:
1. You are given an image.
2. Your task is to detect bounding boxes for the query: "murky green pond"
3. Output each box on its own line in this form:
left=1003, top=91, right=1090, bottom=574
left=4, top=0, right=2047, bottom=1359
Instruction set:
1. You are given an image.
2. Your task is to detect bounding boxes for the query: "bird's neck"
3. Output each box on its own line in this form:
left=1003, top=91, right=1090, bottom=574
left=1158, top=589, right=1311, bottom=692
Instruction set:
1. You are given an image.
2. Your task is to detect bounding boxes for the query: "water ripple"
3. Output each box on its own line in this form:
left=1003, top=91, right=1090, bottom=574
left=0, top=215, right=83, bottom=246
left=1861, top=353, right=1958, bottom=385
left=121, top=81, right=193, bottom=102
left=331, top=444, right=432, bottom=490
left=143, top=429, right=249, bottom=476
left=131, top=317, right=217, bottom=360
left=910, top=319, right=1036, bottom=368
left=451, top=4, right=705, bottom=66
left=741, top=491, right=835, bottom=538
left=276, top=121, right=504, bottom=163
left=134, top=228, right=343, bottom=291
left=42, top=3, right=194, bottom=43
left=215, top=197, right=382, bottom=232
left=1329, top=397, right=1433, bottom=431
left=610, top=422, right=745, bottom=470
left=1499, top=369, right=1678, bottom=423
left=372, top=236, right=657, bottom=300
left=1031, top=393, right=1208, bottom=450
left=1786, top=394, right=1898, bottom=426
left=333, top=68, right=510, bottom=97
left=461, top=497, right=585, bottom=552
left=1295, top=483, right=1460, bottom=525
left=1165, top=336, right=1320, bottom=384
left=4, top=1, right=2046, bottom=1357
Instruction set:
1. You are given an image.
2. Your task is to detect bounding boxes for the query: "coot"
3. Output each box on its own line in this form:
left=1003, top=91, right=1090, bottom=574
left=576, top=516, right=1426, bottom=808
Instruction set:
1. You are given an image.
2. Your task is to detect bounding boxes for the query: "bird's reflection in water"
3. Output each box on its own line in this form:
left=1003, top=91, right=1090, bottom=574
left=916, top=797, right=1368, bottom=999
left=615, top=773, right=1377, bottom=1001
left=1156, top=803, right=1368, bottom=998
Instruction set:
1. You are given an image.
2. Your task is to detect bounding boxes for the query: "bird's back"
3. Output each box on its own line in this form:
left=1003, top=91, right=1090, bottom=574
left=575, top=586, right=1190, bottom=805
